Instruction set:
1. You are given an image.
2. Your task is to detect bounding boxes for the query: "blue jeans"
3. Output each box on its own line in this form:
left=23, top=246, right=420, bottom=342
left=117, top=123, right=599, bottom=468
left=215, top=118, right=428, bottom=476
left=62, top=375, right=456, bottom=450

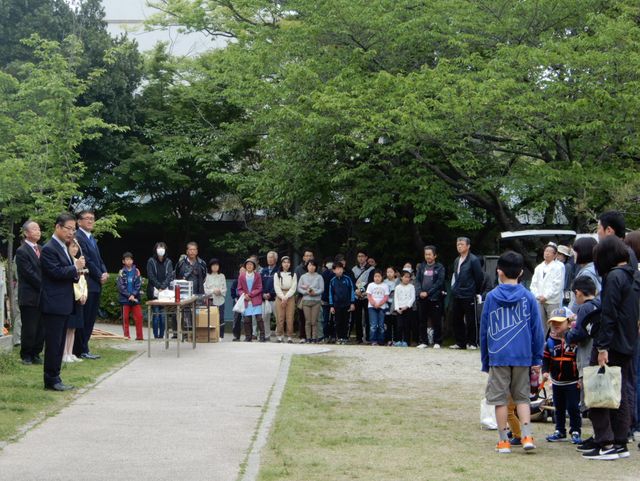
left=152, top=306, right=165, bottom=339
left=368, top=308, right=385, bottom=344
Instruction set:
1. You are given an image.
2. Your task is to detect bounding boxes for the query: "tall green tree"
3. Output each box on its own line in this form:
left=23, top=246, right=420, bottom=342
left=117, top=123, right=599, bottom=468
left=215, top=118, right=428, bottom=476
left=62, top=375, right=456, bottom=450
left=110, top=45, right=249, bottom=242
left=149, top=0, right=640, bottom=257
left=0, top=34, right=119, bottom=317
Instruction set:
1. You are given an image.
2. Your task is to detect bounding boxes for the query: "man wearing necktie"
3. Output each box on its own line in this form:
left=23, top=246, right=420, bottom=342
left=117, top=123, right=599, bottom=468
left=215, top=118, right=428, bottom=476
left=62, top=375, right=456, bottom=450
left=74, top=210, right=108, bottom=360
left=40, top=213, right=86, bottom=391
left=15, top=220, right=44, bottom=365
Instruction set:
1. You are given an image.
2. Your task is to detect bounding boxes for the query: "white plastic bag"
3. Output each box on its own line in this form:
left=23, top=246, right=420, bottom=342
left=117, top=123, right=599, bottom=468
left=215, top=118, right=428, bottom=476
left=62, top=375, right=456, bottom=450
left=583, top=365, right=622, bottom=409
left=262, top=300, right=272, bottom=317
left=480, top=398, right=497, bottom=430
left=232, top=297, right=245, bottom=314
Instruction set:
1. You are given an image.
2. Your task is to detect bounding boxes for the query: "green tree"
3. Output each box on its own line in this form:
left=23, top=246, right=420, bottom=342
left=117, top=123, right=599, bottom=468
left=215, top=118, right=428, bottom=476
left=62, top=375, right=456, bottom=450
left=149, top=0, right=640, bottom=258
left=109, top=44, right=248, bottom=242
left=0, top=34, right=118, bottom=317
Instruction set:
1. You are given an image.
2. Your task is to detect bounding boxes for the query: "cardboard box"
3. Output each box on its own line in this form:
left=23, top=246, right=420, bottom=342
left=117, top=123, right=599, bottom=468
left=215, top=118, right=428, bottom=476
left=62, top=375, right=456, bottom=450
left=196, top=306, right=220, bottom=329
left=195, top=327, right=219, bottom=343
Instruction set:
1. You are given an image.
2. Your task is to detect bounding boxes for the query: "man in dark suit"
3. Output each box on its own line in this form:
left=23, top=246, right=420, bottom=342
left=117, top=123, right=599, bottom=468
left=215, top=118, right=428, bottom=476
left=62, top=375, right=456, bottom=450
left=73, top=209, right=107, bottom=360
left=40, top=213, right=85, bottom=391
left=15, top=220, right=44, bottom=365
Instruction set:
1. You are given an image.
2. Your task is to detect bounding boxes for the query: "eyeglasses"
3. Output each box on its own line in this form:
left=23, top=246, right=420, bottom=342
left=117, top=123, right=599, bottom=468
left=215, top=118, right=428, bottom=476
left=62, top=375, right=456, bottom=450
left=61, top=225, right=76, bottom=233
left=81, top=216, right=95, bottom=221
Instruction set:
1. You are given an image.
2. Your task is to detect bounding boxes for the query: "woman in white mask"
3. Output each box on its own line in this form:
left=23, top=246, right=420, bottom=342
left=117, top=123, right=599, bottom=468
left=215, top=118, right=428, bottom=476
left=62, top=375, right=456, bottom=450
left=147, top=242, right=175, bottom=338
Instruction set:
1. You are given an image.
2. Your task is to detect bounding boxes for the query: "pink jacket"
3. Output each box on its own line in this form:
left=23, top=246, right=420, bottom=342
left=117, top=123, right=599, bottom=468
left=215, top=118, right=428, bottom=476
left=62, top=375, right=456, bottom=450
left=237, top=272, right=263, bottom=307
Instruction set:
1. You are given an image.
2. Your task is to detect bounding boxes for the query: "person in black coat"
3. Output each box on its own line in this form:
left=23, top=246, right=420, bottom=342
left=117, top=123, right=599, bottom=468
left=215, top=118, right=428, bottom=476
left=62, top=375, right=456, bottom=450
left=15, top=220, right=44, bottom=365
left=450, top=236, right=484, bottom=349
left=40, top=213, right=86, bottom=391
left=415, top=245, right=446, bottom=348
left=73, top=209, right=107, bottom=359
left=582, top=236, right=640, bottom=460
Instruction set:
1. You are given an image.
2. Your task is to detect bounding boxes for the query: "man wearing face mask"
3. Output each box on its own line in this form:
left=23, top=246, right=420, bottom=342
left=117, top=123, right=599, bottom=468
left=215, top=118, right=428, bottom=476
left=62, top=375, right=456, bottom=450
left=146, top=242, right=175, bottom=339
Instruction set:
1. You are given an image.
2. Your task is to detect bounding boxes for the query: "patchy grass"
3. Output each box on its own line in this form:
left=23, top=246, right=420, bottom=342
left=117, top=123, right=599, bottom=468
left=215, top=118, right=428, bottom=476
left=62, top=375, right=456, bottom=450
left=0, top=342, right=135, bottom=443
left=258, top=351, right=640, bottom=481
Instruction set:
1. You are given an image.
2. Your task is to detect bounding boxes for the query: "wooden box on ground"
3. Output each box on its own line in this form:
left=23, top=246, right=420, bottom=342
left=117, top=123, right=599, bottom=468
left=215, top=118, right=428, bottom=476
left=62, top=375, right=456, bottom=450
left=195, top=306, right=219, bottom=343
left=195, top=327, right=219, bottom=343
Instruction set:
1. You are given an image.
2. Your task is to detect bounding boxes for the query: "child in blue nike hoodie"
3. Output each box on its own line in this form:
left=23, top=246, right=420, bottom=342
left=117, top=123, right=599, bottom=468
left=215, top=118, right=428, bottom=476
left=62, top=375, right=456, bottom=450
left=480, top=251, right=545, bottom=454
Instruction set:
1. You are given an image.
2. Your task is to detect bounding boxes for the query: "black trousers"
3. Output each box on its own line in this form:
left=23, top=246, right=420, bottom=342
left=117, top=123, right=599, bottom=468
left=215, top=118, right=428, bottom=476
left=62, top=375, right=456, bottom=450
left=232, top=310, right=243, bottom=339
left=417, top=298, right=443, bottom=345
left=74, top=290, right=100, bottom=355
left=43, top=313, right=68, bottom=387
left=452, top=297, right=478, bottom=347
left=19, top=305, right=44, bottom=361
left=384, top=314, right=395, bottom=344
left=335, top=307, right=350, bottom=340
left=350, top=299, right=369, bottom=342
left=589, top=349, right=634, bottom=445
left=396, top=310, right=411, bottom=343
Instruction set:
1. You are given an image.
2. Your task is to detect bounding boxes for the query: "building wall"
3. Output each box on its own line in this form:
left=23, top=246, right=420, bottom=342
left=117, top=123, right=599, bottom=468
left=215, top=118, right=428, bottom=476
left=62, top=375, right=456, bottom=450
left=103, top=0, right=227, bottom=55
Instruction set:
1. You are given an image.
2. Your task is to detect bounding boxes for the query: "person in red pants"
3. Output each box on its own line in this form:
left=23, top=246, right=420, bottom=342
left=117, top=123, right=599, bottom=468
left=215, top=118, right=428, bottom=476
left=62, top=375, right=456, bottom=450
left=117, top=252, right=144, bottom=340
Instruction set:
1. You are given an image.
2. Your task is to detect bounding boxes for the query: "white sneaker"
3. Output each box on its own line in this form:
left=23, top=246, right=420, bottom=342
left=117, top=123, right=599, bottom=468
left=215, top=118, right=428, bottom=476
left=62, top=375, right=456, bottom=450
left=416, top=344, right=427, bottom=349
left=449, top=344, right=462, bottom=349
left=277, top=336, right=283, bottom=343
left=63, top=355, right=73, bottom=363
left=467, top=344, right=478, bottom=350
left=71, top=355, right=82, bottom=362
left=433, top=343, right=441, bottom=349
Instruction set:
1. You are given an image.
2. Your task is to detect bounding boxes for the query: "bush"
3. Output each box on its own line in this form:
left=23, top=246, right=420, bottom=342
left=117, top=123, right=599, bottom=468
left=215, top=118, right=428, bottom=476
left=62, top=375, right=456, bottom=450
left=99, top=273, right=148, bottom=323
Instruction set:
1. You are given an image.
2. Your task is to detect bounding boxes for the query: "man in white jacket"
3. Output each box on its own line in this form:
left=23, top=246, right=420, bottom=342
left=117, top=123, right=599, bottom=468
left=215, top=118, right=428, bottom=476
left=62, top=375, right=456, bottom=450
left=529, top=243, right=565, bottom=329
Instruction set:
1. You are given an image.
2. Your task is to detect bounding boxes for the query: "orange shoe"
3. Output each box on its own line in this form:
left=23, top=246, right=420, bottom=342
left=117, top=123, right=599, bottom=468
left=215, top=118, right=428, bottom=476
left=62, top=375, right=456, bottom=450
left=495, top=440, right=511, bottom=453
left=522, top=436, right=536, bottom=451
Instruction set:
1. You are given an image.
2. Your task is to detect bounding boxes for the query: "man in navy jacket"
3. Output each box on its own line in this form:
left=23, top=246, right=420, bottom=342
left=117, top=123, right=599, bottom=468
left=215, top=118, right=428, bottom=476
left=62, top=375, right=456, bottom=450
left=74, top=209, right=107, bottom=359
left=40, top=213, right=85, bottom=391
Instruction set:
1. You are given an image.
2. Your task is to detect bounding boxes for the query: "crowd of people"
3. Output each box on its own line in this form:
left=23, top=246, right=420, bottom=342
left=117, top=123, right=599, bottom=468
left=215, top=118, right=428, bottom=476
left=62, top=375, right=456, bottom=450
left=11, top=207, right=640, bottom=461
left=481, top=210, right=640, bottom=460
left=15, top=211, right=106, bottom=392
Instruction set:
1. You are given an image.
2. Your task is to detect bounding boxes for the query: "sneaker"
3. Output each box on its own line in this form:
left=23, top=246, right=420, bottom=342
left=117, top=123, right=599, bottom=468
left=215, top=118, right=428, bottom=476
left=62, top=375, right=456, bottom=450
left=299, top=338, right=306, bottom=344
left=71, top=355, right=82, bottom=362
left=614, top=444, right=630, bottom=459
left=371, top=342, right=378, bottom=346
left=522, top=436, right=536, bottom=451
left=546, top=431, right=568, bottom=442
left=582, top=446, right=619, bottom=460
left=416, top=344, right=427, bottom=349
left=449, top=344, right=462, bottom=349
left=467, top=344, right=478, bottom=350
left=495, top=440, right=511, bottom=453
left=433, top=343, right=441, bottom=349
left=287, top=337, right=293, bottom=344
left=571, top=432, right=583, bottom=444
left=510, top=437, right=522, bottom=447
left=401, top=342, right=408, bottom=347
left=277, top=337, right=283, bottom=343
left=577, top=437, right=598, bottom=453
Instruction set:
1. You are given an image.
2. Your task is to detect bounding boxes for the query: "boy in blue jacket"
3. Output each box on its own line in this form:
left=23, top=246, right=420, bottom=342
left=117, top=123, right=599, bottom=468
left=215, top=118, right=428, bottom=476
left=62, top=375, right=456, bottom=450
left=117, top=252, right=144, bottom=340
left=480, top=251, right=544, bottom=454
left=329, top=262, right=355, bottom=345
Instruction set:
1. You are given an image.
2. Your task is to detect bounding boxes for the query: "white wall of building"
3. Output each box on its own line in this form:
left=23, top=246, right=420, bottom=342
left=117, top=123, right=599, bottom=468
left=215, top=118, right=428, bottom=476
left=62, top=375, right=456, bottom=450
left=103, top=0, right=227, bottom=56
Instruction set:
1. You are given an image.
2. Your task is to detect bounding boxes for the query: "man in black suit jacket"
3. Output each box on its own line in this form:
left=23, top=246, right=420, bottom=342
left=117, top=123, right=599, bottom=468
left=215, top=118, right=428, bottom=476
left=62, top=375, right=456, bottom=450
left=15, top=221, right=44, bottom=365
left=40, top=213, right=85, bottom=391
left=73, top=209, right=107, bottom=359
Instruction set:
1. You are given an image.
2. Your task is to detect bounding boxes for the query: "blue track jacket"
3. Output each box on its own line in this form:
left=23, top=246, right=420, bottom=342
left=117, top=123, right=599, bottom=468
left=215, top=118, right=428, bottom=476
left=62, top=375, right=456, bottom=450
left=480, top=283, right=544, bottom=372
